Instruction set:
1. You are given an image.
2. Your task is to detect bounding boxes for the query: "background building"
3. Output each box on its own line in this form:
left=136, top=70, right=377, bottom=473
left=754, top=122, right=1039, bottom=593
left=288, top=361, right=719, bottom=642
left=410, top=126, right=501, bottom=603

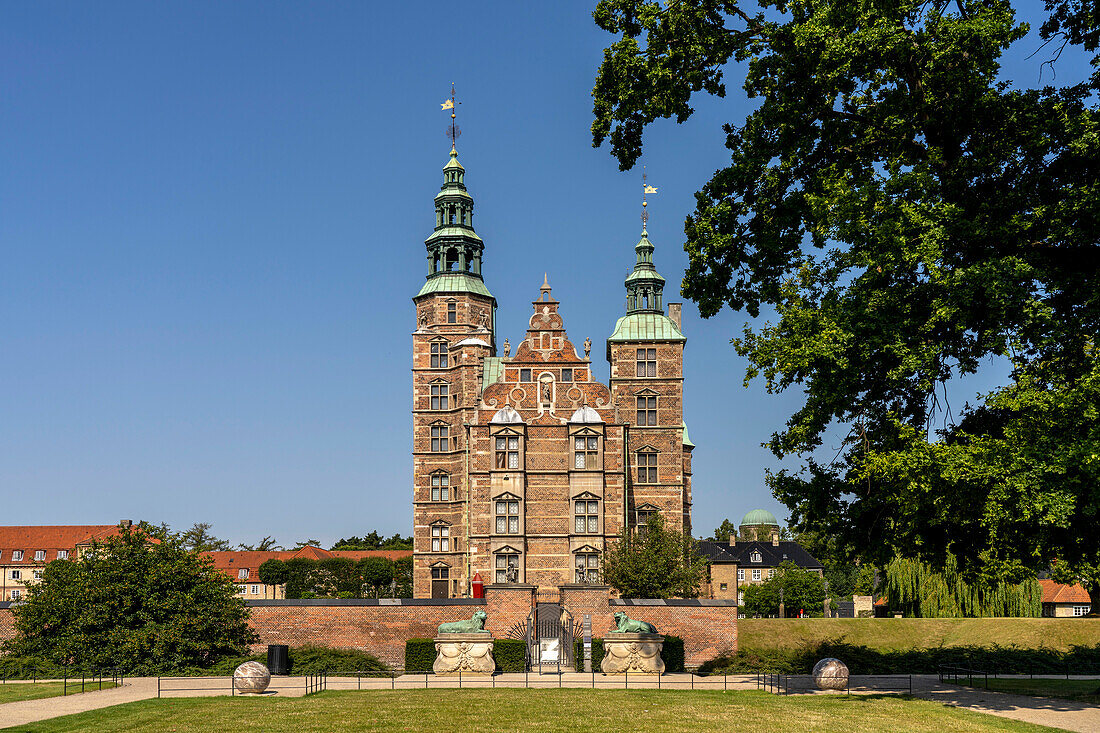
left=0, top=523, right=127, bottom=601
left=411, top=147, right=694, bottom=597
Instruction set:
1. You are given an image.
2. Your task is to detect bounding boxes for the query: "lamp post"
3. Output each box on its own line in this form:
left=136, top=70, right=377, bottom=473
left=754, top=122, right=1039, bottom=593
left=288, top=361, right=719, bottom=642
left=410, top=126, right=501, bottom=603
left=779, top=587, right=785, bottom=619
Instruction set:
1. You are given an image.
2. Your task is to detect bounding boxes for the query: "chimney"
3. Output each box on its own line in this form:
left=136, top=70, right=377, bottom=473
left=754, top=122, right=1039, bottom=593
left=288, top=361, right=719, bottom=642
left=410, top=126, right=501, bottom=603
left=771, top=530, right=780, bottom=546
left=728, top=533, right=735, bottom=547
left=668, top=303, right=682, bottom=330
left=120, top=519, right=133, bottom=529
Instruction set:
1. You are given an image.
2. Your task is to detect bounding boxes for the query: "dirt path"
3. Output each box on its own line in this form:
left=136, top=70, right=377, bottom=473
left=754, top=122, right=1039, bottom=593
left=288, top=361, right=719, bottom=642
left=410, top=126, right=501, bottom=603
left=910, top=676, right=1100, bottom=733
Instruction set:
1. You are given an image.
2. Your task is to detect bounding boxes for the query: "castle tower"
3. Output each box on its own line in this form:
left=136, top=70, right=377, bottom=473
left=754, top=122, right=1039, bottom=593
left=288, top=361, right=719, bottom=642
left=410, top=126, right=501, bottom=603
left=412, top=145, right=496, bottom=599
left=607, top=225, right=693, bottom=533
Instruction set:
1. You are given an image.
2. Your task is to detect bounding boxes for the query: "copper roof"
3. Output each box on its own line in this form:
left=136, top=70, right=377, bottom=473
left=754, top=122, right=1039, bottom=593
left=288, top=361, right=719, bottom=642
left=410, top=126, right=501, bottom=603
left=1039, top=579, right=1092, bottom=604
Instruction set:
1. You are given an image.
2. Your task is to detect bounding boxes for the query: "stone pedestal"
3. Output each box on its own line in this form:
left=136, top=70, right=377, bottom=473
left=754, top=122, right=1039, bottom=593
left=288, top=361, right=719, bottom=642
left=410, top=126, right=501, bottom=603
left=433, top=633, right=495, bottom=675
left=600, top=633, right=665, bottom=675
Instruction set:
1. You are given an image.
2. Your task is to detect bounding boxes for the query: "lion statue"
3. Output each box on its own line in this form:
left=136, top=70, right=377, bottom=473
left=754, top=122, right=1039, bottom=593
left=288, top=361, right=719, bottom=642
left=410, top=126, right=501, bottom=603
left=437, top=610, right=488, bottom=634
left=612, top=611, right=657, bottom=633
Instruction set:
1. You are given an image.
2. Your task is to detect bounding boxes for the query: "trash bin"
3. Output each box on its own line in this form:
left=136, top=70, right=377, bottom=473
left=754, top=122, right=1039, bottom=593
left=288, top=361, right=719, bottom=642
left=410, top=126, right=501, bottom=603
left=267, top=644, right=289, bottom=675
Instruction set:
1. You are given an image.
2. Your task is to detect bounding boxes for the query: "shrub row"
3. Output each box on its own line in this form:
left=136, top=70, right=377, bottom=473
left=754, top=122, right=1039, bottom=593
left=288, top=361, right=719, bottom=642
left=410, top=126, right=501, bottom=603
left=403, top=638, right=527, bottom=672
left=696, top=642, right=1100, bottom=676
left=0, top=645, right=387, bottom=679
left=571, top=636, right=684, bottom=673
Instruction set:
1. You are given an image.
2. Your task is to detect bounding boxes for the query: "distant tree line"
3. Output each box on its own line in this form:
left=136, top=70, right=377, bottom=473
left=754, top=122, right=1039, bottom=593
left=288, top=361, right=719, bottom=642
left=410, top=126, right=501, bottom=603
left=258, top=555, right=413, bottom=599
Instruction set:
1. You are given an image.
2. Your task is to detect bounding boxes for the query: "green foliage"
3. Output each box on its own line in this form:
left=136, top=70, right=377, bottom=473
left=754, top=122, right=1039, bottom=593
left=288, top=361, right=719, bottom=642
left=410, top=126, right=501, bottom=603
left=601, top=514, right=708, bottom=598
left=359, top=557, right=396, bottom=597
left=4, top=526, right=256, bottom=672
left=660, top=635, right=685, bottom=674
left=493, top=639, right=527, bottom=672
left=404, top=639, right=436, bottom=672
left=884, top=555, right=1041, bottom=618
left=331, top=531, right=413, bottom=551
left=697, top=642, right=1100, bottom=676
left=741, top=562, right=827, bottom=617
left=280, top=645, right=386, bottom=674
left=392, top=555, right=414, bottom=598
left=257, top=558, right=289, bottom=587
left=573, top=638, right=605, bottom=672
left=591, top=1, right=1100, bottom=603
left=710, top=519, right=738, bottom=542
left=279, top=555, right=405, bottom=599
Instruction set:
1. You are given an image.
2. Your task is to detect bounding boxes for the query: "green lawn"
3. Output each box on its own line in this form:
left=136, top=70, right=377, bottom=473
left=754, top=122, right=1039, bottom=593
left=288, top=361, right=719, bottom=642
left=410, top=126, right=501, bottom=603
left=968, top=678, right=1100, bottom=704
left=0, top=681, right=117, bottom=704
left=0, top=690, right=1062, bottom=733
left=739, top=618, right=1100, bottom=652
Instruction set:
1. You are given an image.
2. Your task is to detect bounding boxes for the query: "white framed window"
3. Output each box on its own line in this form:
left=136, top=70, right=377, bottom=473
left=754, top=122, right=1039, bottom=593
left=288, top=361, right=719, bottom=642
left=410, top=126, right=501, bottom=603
left=495, top=499, right=520, bottom=534
left=10, top=590, right=21, bottom=600
left=1073, top=605, right=1091, bottom=617
left=573, top=435, right=599, bottom=470
left=431, top=525, right=450, bottom=552
left=574, top=553, right=599, bottom=583
left=430, top=383, right=449, bottom=410
left=737, top=569, right=745, bottom=581
left=34, top=550, right=45, bottom=562
left=636, top=395, right=657, bottom=426
left=431, top=473, right=450, bottom=501
left=237, top=585, right=247, bottom=595
left=495, top=436, right=519, bottom=469
left=574, top=500, right=599, bottom=534
left=238, top=568, right=249, bottom=580
left=768, top=569, right=776, bottom=579
left=430, top=425, right=450, bottom=452
left=495, top=553, right=519, bottom=583
left=750, top=551, right=762, bottom=563
left=11, top=550, right=23, bottom=562
left=738, top=590, right=744, bottom=605
left=250, top=585, right=260, bottom=595
left=430, top=341, right=449, bottom=368
left=32, top=570, right=43, bottom=580
left=752, top=569, right=761, bottom=581
left=636, top=348, right=657, bottom=377
left=637, top=451, right=657, bottom=483
left=10, top=570, right=20, bottom=580
left=56, top=550, right=68, bottom=560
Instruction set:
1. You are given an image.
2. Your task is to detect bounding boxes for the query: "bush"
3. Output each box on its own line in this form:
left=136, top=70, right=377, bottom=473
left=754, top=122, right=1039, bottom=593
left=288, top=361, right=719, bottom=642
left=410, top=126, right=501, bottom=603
left=493, top=639, right=526, bottom=672
left=696, top=641, right=1100, bottom=676
left=661, top=635, right=685, bottom=674
left=0, top=655, right=69, bottom=680
left=405, top=639, right=436, bottom=672
left=285, top=645, right=386, bottom=674
left=573, top=638, right=605, bottom=671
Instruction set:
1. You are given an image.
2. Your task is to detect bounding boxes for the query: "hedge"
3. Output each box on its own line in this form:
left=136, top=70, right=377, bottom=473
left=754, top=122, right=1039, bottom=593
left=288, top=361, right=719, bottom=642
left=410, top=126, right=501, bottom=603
left=493, top=639, right=527, bottom=672
left=404, top=638, right=528, bottom=672
left=404, top=639, right=436, bottom=672
left=696, top=642, right=1100, bottom=676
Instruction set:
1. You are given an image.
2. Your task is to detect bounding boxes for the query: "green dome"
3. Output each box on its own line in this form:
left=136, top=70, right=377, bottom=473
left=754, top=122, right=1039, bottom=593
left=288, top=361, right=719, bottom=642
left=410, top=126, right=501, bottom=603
left=740, top=509, right=779, bottom=527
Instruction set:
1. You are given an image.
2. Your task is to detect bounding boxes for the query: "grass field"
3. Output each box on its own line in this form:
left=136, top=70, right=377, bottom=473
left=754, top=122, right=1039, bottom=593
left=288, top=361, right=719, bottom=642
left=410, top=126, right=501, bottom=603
left=0, top=690, right=1063, bottom=733
left=739, top=618, right=1100, bottom=651
left=967, top=678, right=1100, bottom=704
left=0, top=681, right=117, bottom=704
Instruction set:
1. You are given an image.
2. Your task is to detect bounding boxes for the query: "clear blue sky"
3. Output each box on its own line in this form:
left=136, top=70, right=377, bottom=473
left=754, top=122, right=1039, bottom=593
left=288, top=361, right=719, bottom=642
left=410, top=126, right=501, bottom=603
left=1, top=3, right=1087, bottom=547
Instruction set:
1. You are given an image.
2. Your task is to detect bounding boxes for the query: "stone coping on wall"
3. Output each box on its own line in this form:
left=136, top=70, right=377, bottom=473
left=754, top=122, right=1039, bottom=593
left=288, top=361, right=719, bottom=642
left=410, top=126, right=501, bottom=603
left=246, top=598, right=485, bottom=607
left=612, top=599, right=740, bottom=607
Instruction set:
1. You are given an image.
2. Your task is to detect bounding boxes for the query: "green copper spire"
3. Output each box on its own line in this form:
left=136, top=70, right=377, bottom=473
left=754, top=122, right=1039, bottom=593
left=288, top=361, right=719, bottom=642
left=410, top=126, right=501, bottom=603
left=418, top=144, right=491, bottom=298
left=624, top=227, right=666, bottom=313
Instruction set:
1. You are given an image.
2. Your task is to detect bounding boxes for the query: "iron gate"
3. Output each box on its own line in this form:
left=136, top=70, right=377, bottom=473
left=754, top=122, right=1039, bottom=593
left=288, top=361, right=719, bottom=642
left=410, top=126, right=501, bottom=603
left=525, top=603, right=576, bottom=671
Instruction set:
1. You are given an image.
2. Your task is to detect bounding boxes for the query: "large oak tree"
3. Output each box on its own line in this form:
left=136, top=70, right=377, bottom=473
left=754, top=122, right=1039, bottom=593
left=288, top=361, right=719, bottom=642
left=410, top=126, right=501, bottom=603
left=592, top=1, right=1100, bottom=604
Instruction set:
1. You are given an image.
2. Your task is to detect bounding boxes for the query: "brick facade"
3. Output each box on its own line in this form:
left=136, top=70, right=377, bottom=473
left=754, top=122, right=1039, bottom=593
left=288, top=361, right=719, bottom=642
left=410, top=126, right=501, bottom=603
left=0, top=606, right=14, bottom=648
left=412, top=149, right=693, bottom=598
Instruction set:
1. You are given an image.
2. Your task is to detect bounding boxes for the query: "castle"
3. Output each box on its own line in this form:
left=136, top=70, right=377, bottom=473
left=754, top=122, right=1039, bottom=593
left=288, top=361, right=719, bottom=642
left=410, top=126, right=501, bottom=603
left=411, top=146, right=694, bottom=598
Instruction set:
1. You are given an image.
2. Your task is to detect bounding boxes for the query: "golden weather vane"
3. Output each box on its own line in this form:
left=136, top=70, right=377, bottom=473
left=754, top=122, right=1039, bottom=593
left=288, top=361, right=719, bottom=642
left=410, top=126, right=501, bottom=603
left=441, top=83, right=461, bottom=149
left=641, top=166, right=658, bottom=230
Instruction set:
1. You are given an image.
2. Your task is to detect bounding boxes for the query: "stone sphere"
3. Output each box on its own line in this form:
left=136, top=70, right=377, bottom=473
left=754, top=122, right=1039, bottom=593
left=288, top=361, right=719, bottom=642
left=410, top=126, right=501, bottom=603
left=812, top=657, right=849, bottom=691
left=233, top=661, right=271, bottom=694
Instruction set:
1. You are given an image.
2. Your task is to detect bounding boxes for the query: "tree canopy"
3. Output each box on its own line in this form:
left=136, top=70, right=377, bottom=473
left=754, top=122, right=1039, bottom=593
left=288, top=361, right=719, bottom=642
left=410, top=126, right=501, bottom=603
left=741, top=561, right=827, bottom=617
left=330, top=532, right=413, bottom=551
left=601, top=514, right=708, bottom=597
left=5, top=526, right=255, bottom=672
left=592, top=0, right=1100, bottom=603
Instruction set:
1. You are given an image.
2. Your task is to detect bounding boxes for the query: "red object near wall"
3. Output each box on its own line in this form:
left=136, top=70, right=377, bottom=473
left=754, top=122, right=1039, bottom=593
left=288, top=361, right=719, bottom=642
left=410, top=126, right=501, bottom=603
left=471, top=572, right=484, bottom=599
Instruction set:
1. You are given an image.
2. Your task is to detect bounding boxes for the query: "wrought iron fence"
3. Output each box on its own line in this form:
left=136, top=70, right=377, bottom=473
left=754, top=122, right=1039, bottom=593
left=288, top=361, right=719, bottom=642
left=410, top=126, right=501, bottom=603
left=939, top=664, right=1100, bottom=689
left=757, top=672, right=913, bottom=696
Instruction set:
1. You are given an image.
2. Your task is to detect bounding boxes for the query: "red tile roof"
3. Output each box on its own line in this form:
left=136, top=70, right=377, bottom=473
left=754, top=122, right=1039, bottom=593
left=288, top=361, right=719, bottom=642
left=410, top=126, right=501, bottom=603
left=0, top=525, right=124, bottom=564
left=1040, top=579, right=1091, bottom=604
left=203, top=547, right=412, bottom=578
